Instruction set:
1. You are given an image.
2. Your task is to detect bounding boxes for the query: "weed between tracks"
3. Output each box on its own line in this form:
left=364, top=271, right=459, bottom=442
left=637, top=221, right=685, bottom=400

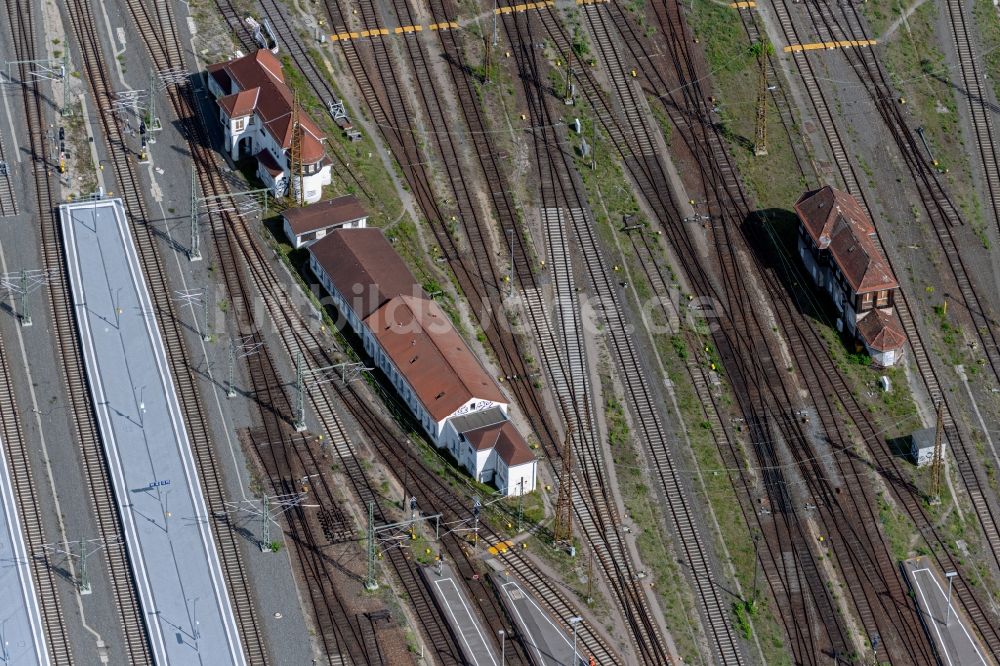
left=685, top=0, right=808, bottom=209
left=568, top=119, right=710, bottom=663
left=563, top=100, right=789, bottom=661
left=862, top=0, right=988, bottom=248
left=974, top=0, right=1000, bottom=103
left=64, top=99, right=99, bottom=196
left=278, top=52, right=406, bottom=225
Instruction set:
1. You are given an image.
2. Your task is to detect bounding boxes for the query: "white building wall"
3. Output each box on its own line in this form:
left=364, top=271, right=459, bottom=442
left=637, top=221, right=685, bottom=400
left=474, top=448, right=494, bottom=483
left=212, top=90, right=330, bottom=202
left=311, top=254, right=534, bottom=495
left=286, top=217, right=369, bottom=249
left=864, top=343, right=898, bottom=368
left=501, top=461, right=536, bottom=496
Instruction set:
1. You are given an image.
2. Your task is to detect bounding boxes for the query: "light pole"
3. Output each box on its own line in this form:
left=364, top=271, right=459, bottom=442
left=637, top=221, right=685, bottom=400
left=569, top=616, right=583, bottom=666
left=945, top=571, right=958, bottom=625
left=498, top=629, right=505, bottom=665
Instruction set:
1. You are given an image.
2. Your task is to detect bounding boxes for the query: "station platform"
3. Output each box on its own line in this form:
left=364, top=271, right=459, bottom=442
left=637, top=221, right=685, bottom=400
left=492, top=573, right=582, bottom=666
left=0, top=435, right=50, bottom=665
left=903, top=557, right=992, bottom=666
left=60, top=198, right=246, bottom=665
left=421, top=561, right=498, bottom=665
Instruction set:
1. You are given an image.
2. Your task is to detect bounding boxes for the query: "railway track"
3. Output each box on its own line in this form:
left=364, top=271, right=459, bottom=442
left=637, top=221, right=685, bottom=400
left=204, top=1, right=519, bottom=661
left=1, top=4, right=76, bottom=663
left=0, top=339, right=72, bottom=665
left=118, top=0, right=434, bottom=661
left=609, top=0, right=956, bottom=659
left=169, top=9, right=622, bottom=657
left=193, top=73, right=459, bottom=662
left=0, top=199, right=71, bottom=666
left=606, top=0, right=996, bottom=658
left=287, top=0, right=648, bottom=658
left=942, top=0, right=1000, bottom=236
left=593, top=4, right=861, bottom=661
left=499, top=2, right=777, bottom=661
left=58, top=0, right=268, bottom=661
left=512, top=0, right=940, bottom=656
left=764, top=0, right=1000, bottom=652
left=4, top=0, right=153, bottom=662
left=0, top=127, right=17, bottom=217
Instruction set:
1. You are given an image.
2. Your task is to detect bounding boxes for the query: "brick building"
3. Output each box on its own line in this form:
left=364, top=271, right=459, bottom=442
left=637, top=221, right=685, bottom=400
left=795, top=186, right=906, bottom=366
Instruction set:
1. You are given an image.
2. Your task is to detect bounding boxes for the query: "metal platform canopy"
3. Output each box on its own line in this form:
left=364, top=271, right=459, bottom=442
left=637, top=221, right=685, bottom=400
left=0, top=435, right=50, bottom=665
left=59, top=198, right=246, bottom=666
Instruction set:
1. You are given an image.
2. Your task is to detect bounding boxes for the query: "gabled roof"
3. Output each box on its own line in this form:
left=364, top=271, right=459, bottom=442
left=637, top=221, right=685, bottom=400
left=857, top=309, right=906, bottom=352
left=462, top=420, right=535, bottom=468
left=209, top=49, right=326, bottom=164
left=795, top=186, right=898, bottom=294
left=309, top=228, right=420, bottom=320
left=207, top=49, right=284, bottom=89
left=283, top=195, right=368, bottom=236
left=218, top=89, right=259, bottom=118
left=364, top=295, right=507, bottom=422
left=795, top=185, right=873, bottom=244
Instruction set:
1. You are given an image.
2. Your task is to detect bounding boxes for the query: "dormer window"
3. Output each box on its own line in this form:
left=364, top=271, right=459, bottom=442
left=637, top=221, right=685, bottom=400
left=233, top=116, right=247, bottom=131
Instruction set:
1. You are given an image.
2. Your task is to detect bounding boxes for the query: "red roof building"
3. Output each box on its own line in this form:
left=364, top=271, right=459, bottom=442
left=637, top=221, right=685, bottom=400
left=795, top=186, right=905, bottom=366
left=307, top=229, right=536, bottom=495
left=795, top=186, right=898, bottom=294
left=365, top=295, right=507, bottom=423
left=281, top=195, right=369, bottom=248
left=206, top=50, right=331, bottom=203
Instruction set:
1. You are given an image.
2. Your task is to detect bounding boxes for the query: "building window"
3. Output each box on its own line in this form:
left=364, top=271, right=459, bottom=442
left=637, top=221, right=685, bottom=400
left=860, top=291, right=873, bottom=311
left=876, top=290, right=889, bottom=308
left=233, top=117, right=246, bottom=131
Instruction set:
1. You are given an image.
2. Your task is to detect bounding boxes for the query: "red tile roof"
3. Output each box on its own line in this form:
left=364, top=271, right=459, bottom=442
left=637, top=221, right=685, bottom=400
left=365, top=295, right=507, bottom=422
left=309, top=228, right=420, bottom=320
left=209, top=50, right=326, bottom=164
left=218, top=89, right=258, bottom=118
left=857, top=309, right=907, bottom=352
left=283, top=195, right=367, bottom=236
left=463, top=420, right=535, bottom=467
left=795, top=186, right=898, bottom=294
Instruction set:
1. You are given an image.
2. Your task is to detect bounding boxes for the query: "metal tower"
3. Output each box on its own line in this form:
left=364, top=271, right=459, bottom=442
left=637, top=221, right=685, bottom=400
left=289, top=93, right=305, bottom=207
left=553, top=417, right=575, bottom=545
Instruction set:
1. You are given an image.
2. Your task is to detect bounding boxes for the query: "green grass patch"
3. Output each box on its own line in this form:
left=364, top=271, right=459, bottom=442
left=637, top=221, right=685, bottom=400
left=685, top=2, right=810, bottom=208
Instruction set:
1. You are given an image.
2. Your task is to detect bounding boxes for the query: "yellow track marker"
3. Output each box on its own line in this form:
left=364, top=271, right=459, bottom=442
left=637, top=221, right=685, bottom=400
left=783, top=39, right=877, bottom=53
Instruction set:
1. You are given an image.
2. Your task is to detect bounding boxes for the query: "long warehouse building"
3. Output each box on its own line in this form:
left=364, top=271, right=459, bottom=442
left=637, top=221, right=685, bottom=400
left=308, top=227, right=537, bottom=496
left=60, top=198, right=246, bottom=665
